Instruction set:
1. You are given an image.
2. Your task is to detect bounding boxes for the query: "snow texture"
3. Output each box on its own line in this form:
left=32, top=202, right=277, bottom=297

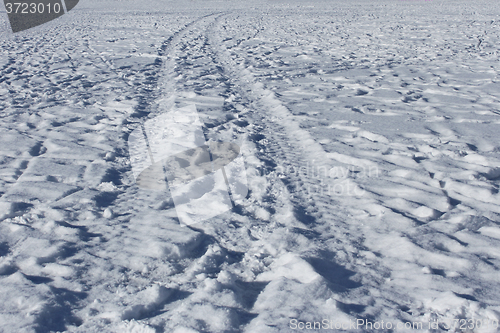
left=0, top=0, right=500, bottom=332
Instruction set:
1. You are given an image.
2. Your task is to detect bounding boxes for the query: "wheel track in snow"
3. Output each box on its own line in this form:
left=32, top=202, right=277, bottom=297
left=0, top=14, right=242, bottom=333
left=113, top=10, right=396, bottom=329
left=100, top=10, right=500, bottom=331
left=203, top=12, right=500, bottom=330
left=64, top=12, right=276, bottom=331
left=74, top=11, right=342, bottom=330
left=115, top=10, right=396, bottom=327
left=203, top=13, right=390, bottom=307
left=0, top=9, right=417, bottom=331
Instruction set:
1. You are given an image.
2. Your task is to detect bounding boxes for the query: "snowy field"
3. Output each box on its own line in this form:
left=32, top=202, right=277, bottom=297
left=0, top=0, right=500, bottom=332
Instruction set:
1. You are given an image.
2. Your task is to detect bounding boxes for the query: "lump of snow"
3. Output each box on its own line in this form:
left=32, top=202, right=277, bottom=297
left=256, top=252, right=321, bottom=284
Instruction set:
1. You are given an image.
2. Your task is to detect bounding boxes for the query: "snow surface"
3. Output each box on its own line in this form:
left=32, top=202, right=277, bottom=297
left=0, top=0, right=500, bottom=332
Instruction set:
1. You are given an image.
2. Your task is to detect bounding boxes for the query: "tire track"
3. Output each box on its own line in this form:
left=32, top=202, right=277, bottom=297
left=107, top=9, right=385, bottom=330
left=0, top=14, right=233, bottom=333
left=202, top=12, right=406, bottom=329
left=69, top=12, right=272, bottom=332
left=203, top=11, right=500, bottom=331
left=119, top=10, right=385, bottom=329
left=208, top=12, right=370, bottom=268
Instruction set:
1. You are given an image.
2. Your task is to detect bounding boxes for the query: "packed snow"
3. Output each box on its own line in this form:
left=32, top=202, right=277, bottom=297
left=0, top=0, right=499, bottom=332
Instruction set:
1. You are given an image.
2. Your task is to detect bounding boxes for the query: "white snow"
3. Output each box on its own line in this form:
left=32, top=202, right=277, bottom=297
left=1, top=0, right=500, bottom=332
